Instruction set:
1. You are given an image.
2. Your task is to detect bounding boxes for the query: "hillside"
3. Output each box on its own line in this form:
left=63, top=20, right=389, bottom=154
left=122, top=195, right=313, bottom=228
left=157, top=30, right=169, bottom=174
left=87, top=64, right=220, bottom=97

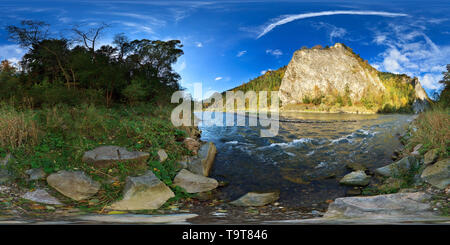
left=214, top=43, right=429, bottom=113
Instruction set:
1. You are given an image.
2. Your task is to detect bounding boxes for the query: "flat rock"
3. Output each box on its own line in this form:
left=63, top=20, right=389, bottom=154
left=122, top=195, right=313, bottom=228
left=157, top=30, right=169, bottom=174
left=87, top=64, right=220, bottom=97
left=424, top=149, right=439, bottom=165
left=25, top=168, right=46, bottom=180
left=420, top=159, right=450, bottom=189
left=47, top=170, right=100, bottom=201
left=22, top=189, right=62, bottom=205
left=339, top=171, right=370, bottom=186
left=230, top=192, right=279, bottom=207
left=324, top=192, right=434, bottom=219
left=174, top=169, right=218, bottom=193
left=82, top=146, right=150, bottom=168
left=75, top=214, right=198, bottom=224
left=375, top=156, right=419, bottom=177
left=187, top=142, right=217, bottom=177
left=157, top=149, right=168, bottom=162
left=108, top=171, right=174, bottom=210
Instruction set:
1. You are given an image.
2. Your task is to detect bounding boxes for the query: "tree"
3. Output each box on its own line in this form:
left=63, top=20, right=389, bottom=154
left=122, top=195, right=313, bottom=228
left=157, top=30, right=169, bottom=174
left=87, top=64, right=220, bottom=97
left=7, top=20, right=50, bottom=48
left=72, top=23, right=110, bottom=61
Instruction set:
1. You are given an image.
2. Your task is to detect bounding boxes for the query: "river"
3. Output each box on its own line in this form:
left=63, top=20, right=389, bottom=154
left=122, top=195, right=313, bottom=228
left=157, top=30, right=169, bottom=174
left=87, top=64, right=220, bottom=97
left=197, top=111, right=415, bottom=209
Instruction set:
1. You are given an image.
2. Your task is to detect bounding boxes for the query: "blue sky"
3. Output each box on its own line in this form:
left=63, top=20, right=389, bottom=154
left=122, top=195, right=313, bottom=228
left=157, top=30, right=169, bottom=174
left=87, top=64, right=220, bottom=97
left=0, top=0, right=449, bottom=99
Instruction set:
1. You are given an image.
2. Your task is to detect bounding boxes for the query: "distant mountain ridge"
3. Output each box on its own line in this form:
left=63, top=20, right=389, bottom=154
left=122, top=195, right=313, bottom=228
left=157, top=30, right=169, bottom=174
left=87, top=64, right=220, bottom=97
left=213, top=43, right=430, bottom=113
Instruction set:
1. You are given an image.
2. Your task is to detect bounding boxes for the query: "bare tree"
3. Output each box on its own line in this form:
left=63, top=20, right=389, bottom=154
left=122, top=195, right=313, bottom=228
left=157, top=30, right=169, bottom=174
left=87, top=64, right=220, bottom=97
left=7, top=20, right=50, bottom=48
left=72, top=23, right=110, bottom=61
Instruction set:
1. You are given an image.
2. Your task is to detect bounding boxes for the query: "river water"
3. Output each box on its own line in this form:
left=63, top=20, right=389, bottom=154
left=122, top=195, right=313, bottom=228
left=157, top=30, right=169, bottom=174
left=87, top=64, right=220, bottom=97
left=197, top=112, right=415, bottom=209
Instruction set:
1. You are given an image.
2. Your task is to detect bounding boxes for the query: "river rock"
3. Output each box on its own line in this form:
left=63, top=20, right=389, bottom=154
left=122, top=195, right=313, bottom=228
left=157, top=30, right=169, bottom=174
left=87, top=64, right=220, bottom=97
left=187, top=142, right=217, bottom=177
left=22, top=189, right=62, bottom=205
left=339, top=171, right=370, bottom=186
left=108, top=171, right=174, bottom=210
left=174, top=169, right=218, bottom=193
left=184, top=138, right=201, bottom=155
left=375, top=156, right=419, bottom=177
left=47, top=170, right=100, bottom=201
left=230, top=192, right=279, bottom=207
left=82, top=146, right=150, bottom=168
left=25, top=168, right=46, bottom=180
left=0, top=154, right=13, bottom=167
left=157, top=149, right=168, bottom=162
left=424, top=149, right=439, bottom=165
left=324, top=192, right=434, bottom=219
left=345, top=162, right=367, bottom=171
left=420, top=159, right=450, bottom=189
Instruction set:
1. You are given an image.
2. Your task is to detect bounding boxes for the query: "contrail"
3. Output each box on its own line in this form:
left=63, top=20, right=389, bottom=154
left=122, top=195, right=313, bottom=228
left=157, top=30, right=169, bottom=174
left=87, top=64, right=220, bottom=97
left=257, top=10, right=409, bottom=39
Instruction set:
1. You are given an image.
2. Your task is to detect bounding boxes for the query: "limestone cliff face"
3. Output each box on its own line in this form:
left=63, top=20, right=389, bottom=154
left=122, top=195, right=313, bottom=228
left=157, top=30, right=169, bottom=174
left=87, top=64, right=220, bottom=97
left=279, top=43, right=429, bottom=112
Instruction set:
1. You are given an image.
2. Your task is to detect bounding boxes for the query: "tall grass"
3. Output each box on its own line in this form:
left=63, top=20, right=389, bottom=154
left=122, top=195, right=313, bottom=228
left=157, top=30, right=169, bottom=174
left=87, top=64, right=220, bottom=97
left=408, top=106, right=450, bottom=156
left=0, top=105, right=39, bottom=149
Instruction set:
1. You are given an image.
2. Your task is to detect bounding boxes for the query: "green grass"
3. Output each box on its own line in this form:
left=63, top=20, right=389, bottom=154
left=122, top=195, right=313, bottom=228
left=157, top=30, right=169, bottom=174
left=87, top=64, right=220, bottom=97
left=0, top=102, right=194, bottom=208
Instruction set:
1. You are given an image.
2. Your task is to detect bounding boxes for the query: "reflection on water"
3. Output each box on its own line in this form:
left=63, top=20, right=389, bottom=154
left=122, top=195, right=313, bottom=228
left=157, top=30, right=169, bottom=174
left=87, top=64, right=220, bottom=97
left=196, top=112, right=415, bottom=208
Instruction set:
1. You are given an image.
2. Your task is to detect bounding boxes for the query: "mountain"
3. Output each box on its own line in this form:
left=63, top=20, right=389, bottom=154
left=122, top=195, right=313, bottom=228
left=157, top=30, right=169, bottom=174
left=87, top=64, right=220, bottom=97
left=211, top=43, right=429, bottom=113
left=279, top=43, right=429, bottom=113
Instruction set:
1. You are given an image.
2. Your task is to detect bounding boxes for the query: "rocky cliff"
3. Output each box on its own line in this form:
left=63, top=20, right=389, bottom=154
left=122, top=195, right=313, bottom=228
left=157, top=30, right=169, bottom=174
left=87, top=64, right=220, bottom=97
left=279, top=43, right=429, bottom=113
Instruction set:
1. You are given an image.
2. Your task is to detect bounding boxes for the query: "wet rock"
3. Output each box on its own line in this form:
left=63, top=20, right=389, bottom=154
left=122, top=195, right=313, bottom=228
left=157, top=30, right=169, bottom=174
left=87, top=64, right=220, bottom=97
left=187, top=142, right=217, bottom=177
left=424, top=149, right=439, bottom=165
left=108, top=171, right=174, bottom=210
left=345, top=162, right=367, bottom=171
left=25, top=168, right=46, bottom=180
left=324, top=192, right=434, bottom=219
left=0, top=154, right=13, bottom=167
left=230, top=192, right=279, bottom=207
left=22, top=189, right=62, bottom=205
left=375, top=156, right=419, bottom=177
left=346, top=188, right=362, bottom=196
left=339, top=171, right=370, bottom=186
left=47, top=170, right=100, bottom=201
left=183, top=138, right=201, bottom=155
left=420, top=159, right=450, bottom=189
left=157, top=149, right=168, bottom=162
left=0, top=169, right=13, bottom=184
left=82, top=146, right=150, bottom=168
left=173, top=169, right=218, bottom=193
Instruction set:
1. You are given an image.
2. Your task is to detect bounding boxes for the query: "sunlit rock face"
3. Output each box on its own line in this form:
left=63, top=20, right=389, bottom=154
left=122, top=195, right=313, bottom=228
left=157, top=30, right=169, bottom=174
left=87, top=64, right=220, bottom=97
left=279, top=43, right=429, bottom=112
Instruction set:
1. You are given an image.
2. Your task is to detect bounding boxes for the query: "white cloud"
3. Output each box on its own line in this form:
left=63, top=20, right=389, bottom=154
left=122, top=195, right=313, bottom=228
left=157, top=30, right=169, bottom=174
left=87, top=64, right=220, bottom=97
left=372, top=22, right=450, bottom=92
left=237, top=50, right=247, bottom=57
left=266, top=49, right=283, bottom=57
left=174, top=60, right=186, bottom=73
left=215, top=77, right=223, bottom=81
left=0, top=44, right=26, bottom=66
left=313, top=22, right=347, bottom=43
left=196, top=42, right=203, bottom=48
left=256, top=10, right=408, bottom=39
left=119, top=22, right=154, bottom=34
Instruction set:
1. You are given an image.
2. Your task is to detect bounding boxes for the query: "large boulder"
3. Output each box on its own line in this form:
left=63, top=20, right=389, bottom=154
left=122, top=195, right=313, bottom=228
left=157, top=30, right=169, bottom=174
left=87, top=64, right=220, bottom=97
left=230, top=192, right=279, bottom=207
left=82, top=146, right=150, bottom=168
left=47, top=170, right=100, bottom=201
left=420, top=159, right=450, bottom=189
left=22, top=189, right=62, bottom=205
left=339, top=171, right=370, bottom=186
left=187, top=142, right=217, bottom=177
left=375, top=156, right=419, bottom=177
left=324, top=192, right=434, bottom=219
left=173, top=169, right=218, bottom=193
left=108, top=171, right=174, bottom=210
